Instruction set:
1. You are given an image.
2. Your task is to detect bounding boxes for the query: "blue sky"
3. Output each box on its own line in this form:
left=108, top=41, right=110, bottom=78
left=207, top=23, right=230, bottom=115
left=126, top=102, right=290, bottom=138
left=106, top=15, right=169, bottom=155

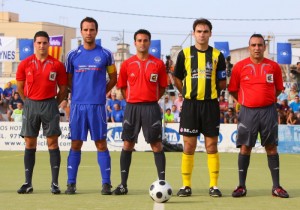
left=2, top=0, right=300, bottom=57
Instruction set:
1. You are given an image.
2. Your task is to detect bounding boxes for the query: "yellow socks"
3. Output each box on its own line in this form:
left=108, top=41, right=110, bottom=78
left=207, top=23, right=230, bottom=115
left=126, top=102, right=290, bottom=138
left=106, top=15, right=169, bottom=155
left=181, top=153, right=194, bottom=187
left=207, top=153, right=220, bottom=187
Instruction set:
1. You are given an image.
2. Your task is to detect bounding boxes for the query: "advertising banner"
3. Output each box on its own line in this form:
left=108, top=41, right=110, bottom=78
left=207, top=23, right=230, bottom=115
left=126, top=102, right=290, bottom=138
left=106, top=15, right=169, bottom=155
left=0, top=37, right=16, bottom=61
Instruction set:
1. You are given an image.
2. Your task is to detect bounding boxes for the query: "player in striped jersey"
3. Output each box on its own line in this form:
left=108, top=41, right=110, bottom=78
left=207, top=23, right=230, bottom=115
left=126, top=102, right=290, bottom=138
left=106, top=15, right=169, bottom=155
left=174, top=18, right=226, bottom=197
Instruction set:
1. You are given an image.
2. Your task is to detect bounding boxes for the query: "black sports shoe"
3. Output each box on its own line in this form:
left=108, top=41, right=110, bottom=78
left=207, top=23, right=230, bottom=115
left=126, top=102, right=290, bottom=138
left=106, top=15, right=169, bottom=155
left=101, top=183, right=112, bottom=195
left=112, top=184, right=128, bottom=195
left=51, top=183, right=61, bottom=194
left=65, top=183, right=76, bottom=195
left=209, top=186, right=222, bottom=197
left=272, top=186, right=289, bottom=198
left=232, top=186, right=247, bottom=197
left=17, top=183, right=33, bottom=194
left=177, top=186, right=192, bottom=197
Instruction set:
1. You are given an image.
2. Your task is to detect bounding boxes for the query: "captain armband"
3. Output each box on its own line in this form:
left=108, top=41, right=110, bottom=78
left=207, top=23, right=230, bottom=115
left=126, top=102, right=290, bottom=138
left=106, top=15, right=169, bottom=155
left=217, top=70, right=226, bottom=80
left=107, top=65, right=116, bottom=74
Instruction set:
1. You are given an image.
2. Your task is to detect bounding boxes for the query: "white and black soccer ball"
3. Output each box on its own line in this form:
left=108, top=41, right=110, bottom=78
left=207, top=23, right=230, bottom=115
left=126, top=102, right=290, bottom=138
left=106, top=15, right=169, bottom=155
left=149, top=180, right=172, bottom=203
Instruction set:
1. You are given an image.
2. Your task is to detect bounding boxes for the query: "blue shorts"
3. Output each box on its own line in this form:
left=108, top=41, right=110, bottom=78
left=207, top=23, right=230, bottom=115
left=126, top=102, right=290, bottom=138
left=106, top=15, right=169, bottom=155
left=69, top=104, right=107, bottom=141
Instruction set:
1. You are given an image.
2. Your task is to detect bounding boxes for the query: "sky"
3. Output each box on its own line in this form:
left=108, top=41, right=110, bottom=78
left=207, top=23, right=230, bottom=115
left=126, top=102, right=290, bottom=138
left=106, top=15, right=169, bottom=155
left=2, top=0, right=300, bottom=58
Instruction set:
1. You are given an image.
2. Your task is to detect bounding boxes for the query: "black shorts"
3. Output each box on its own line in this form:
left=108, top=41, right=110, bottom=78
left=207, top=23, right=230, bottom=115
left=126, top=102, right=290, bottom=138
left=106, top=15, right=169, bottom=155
left=236, top=104, right=278, bottom=147
left=121, top=102, right=162, bottom=143
left=179, top=99, right=220, bottom=137
left=20, top=98, right=61, bottom=137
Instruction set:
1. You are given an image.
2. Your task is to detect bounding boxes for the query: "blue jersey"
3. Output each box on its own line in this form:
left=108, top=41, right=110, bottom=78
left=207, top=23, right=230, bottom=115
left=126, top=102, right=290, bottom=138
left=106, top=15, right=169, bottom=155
left=65, top=45, right=115, bottom=105
left=111, top=109, right=124, bottom=122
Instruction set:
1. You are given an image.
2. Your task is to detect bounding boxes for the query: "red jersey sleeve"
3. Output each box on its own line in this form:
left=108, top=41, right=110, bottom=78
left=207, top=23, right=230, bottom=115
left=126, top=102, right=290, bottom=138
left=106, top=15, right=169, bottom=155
left=55, top=61, right=68, bottom=86
left=227, top=62, right=241, bottom=92
left=116, top=60, right=128, bottom=89
left=273, top=62, right=284, bottom=91
left=158, top=60, right=168, bottom=88
left=16, top=59, right=27, bottom=81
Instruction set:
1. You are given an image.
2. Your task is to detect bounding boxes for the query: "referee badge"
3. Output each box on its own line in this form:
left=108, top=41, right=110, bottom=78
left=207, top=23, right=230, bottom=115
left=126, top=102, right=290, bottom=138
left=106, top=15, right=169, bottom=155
left=266, top=74, right=274, bottom=83
left=150, top=73, right=158, bottom=82
left=49, top=72, right=57, bottom=81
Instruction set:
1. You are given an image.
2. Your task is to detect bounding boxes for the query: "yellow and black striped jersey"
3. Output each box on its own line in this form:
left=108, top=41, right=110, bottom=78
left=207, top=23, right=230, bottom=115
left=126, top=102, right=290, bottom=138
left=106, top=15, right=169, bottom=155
left=174, top=45, right=226, bottom=100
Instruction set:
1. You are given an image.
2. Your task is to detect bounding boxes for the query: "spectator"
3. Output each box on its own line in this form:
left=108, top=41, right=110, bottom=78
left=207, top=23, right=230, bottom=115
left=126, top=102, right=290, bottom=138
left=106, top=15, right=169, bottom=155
left=279, top=99, right=290, bottom=113
left=159, top=94, right=172, bottom=113
left=277, top=88, right=288, bottom=104
left=286, top=111, right=298, bottom=125
left=11, top=102, right=23, bottom=122
left=165, top=55, right=176, bottom=101
left=171, top=104, right=180, bottom=122
left=165, top=55, right=174, bottom=73
left=289, top=95, right=300, bottom=113
left=278, top=109, right=287, bottom=125
left=164, top=108, right=175, bottom=123
left=0, top=86, right=4, bottom=105
left=174, top=93, right=184, bottom=111
left=287, top=84, right=298, bottom=104
left=3, top=81, right=15, bottom=107
left=7, top=92, right=23, bottom=121
left=118, top=94, right=127, bottom=111
left=219, top=95, right=228, bottom=113
left=232, top=98, right=241, bottom=115
left=290, top=62, right=300, bottom=75
left=111, top=103, right=124, bottom=123
left=224, top=107, right=238, bottom=124
left=107, top=92, right=121, bottom=122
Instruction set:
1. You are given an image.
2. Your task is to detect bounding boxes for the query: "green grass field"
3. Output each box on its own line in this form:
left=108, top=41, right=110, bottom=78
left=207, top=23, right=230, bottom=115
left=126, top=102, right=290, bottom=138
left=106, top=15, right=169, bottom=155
left=0, top=151, right=299, bottom=210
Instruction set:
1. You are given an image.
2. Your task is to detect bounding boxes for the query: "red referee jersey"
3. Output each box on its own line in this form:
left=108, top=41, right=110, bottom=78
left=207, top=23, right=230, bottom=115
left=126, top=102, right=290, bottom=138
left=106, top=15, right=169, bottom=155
left=16, top=54, right=67, bottom=100
left=117, top=55, right=168, bottom=103
left=228, top=57, right=284, bottom=108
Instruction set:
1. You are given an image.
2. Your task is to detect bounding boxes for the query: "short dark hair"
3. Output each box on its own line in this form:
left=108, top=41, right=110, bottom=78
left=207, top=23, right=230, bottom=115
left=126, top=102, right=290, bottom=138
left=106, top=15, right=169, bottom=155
left=297, top=62, right=300, bottom=65
left=193, top=18, right=212, bottom=32
left=34, top=31, right=49, bottom=42
left=80, top=17, right=98, bottom=31
left=249, top=33, right=265, bottom=45
left=134, top=29, right=151, bottom=41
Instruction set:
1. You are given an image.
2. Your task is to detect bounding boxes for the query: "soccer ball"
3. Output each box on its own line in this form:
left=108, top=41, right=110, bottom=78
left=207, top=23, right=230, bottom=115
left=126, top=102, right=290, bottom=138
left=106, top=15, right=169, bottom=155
left=149, top=180, right=172, bottom=203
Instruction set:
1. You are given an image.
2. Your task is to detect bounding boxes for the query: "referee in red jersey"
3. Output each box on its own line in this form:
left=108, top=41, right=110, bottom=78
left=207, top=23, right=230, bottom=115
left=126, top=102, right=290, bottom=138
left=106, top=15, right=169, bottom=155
left=16, top=31, right=68, bottom=194
left=228, top=34, right=289, bottom=198
left=112, top=29, right=168, bottom=195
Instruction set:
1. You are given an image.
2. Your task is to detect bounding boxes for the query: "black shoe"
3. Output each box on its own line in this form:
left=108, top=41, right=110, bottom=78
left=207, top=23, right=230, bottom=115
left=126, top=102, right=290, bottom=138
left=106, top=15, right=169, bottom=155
left=65, top=183, right=76, bottom=195
left=17, top=183, right=33, bottom=194
left=232, top=186, right=247, bottom=197
left=209, top=186, right=222, bottom=197
left=177, top=186, right=192, bottom=197
left=101, top=183, right=112, bottom=195
left=51, top=183, right=61, bottom=194
left=112, top=184, right=128, bottom=195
